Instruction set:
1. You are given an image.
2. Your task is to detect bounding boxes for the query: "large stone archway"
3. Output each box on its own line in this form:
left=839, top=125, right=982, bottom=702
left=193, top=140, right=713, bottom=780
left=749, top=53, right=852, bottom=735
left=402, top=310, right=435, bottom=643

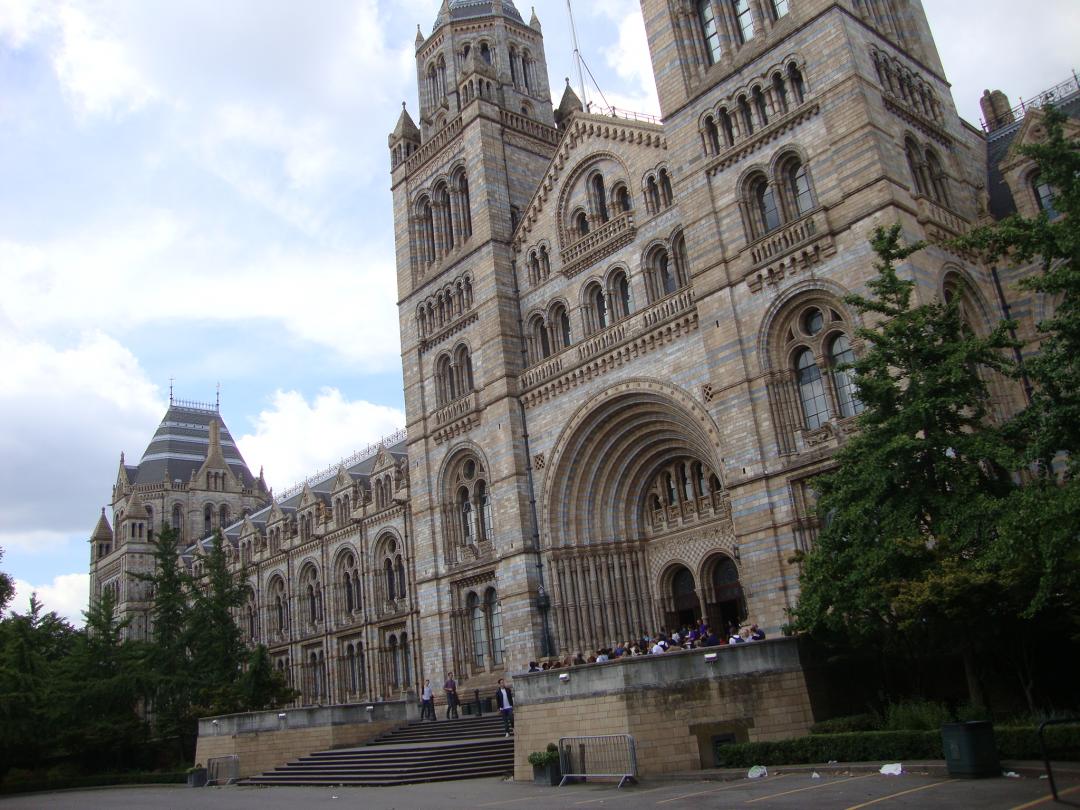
left=540, top=379, right=740, bottom=654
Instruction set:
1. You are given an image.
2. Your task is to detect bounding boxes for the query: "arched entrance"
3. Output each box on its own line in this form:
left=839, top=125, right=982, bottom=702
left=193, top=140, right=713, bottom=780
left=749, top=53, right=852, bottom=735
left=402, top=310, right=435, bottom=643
left=703, top=554, right=746, bottom=634
left=670, top=565, right=701, bottom=629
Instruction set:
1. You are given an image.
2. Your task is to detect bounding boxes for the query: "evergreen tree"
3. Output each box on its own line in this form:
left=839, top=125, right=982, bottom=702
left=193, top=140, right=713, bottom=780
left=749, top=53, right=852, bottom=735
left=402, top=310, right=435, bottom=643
left=0, top=547, right=13, bottom=613
left=794, top=225, right=1017, bottom=703
left=187, top=530, right=247, bottom=716
left=957, top=105, right=1080, bottom=628
left=237, top=645, right=298, bottom=711
left=51, top=590, right=149, bottom=771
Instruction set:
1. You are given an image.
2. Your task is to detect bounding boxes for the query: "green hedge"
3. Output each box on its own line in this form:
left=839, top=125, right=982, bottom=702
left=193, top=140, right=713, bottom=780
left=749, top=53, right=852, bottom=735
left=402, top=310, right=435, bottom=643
left=0, top=771, right=187, bottom=796
left=714, top=725, right=1080, bottom=768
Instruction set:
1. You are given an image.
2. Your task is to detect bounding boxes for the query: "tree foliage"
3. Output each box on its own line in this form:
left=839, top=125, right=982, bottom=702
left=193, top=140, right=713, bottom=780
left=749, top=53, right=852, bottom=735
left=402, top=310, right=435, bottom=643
left=795, top=225, right=1017, bottom=658
left=0, top=547, right=13, bottom=613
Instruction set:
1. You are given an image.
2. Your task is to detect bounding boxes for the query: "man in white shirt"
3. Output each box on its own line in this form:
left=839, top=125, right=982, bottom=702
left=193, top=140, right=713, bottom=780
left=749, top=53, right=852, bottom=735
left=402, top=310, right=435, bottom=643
left=421, top=679, right=435, bottom=721
left=495, top=679, right=514, bottom=737
left=650, top=639, right=666, bottom=655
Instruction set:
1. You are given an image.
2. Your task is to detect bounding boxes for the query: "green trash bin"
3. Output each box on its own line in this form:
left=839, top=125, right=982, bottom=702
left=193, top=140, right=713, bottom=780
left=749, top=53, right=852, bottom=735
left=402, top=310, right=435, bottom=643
left=941, top=721, right=999, bottom=778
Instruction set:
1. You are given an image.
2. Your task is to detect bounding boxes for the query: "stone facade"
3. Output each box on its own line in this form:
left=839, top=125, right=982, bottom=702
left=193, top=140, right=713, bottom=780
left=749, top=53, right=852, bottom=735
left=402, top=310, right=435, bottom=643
left=93, top=0, right=1065, bottom=714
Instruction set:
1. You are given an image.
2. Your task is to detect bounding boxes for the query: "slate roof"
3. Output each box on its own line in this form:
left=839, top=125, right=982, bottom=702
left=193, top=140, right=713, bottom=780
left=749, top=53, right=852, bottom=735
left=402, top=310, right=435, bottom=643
left=134, top=403, right=257, bottom=488
left=986, top=90, right=1080, bottom=221
left=436, top=0, right=523, bottom=29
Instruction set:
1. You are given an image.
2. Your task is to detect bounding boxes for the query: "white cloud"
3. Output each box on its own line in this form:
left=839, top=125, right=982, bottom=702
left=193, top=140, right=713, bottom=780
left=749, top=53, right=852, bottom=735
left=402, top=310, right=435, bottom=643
left=0, top=0, right=46, bottom=48
left=10, top=573, right=90, bottom=627
left=599, top=5, right=659, bottom=116
left=51, top=3, right=157, bottom=119
left=0, top=213, right=401, bottom=370
left=237, top=388, right=405, bottom=494
left=0, top=328, right=164, bottom=537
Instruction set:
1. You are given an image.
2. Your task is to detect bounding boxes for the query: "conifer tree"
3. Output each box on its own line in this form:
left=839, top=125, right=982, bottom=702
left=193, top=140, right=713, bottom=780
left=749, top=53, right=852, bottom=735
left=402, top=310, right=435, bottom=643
left=794, top=225, right=1017, bottom=702
left=956, top=105, right=1080, bottom=626
left=0, top=547, right=13, bottom=613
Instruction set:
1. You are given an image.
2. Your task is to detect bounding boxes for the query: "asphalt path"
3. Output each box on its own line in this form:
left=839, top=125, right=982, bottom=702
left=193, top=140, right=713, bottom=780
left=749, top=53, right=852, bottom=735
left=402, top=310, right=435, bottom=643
left=1, top=772, right=1077, bottom=809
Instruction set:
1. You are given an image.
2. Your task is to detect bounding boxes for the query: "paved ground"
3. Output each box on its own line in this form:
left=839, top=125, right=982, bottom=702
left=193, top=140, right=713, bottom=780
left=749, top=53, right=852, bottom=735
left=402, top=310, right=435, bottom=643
left=2, top=770, right=1078, bottom=810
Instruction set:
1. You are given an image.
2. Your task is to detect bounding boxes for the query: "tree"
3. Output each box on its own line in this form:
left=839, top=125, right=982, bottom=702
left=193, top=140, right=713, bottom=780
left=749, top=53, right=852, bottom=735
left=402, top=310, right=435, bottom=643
left=187, top=530, right=247, bottom=716
left=142, top=525, right=195, bottom=756
left=237, top=645, right=298, bottom=711
left=0, top=546, right=14, bottom=613
left=957, top=105, right=1080, bottom=630
left=794, top=225, right=1017, bottom=704
left=50, top=590, right=149, bottom=772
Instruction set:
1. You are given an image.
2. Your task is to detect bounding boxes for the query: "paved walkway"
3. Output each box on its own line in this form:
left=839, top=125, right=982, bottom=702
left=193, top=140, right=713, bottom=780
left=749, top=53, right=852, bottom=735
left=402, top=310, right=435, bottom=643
left=1, top=770, right=1077, bottom=810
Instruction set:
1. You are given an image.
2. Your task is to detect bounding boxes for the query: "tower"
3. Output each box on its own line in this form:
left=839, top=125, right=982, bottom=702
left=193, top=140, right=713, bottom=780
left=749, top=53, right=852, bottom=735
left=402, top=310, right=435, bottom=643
left=89, top=396, right=269, bottom=639
left=389, top=0, right=562, bottom=679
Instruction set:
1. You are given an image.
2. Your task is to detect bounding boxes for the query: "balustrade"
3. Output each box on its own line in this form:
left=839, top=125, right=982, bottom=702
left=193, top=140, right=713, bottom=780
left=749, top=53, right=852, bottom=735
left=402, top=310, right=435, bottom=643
left=560, top=213, right=636, bottom=277
left=749, top=211, right=820, bottom=267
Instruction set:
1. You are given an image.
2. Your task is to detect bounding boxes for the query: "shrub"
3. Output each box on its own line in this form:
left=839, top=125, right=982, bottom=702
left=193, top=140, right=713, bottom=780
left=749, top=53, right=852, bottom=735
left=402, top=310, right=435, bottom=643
left=810, top=713, right=882, bottom=734
left=883, top=700, right=953, bottom=731
left=713, top=724, right=1080, bottom=768
left=528, top=744, right=560, bottom=767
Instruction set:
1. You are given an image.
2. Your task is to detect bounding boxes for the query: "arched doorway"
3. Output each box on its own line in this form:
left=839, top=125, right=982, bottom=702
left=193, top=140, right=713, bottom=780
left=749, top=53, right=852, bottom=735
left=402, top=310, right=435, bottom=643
left=704, top=554, right=746, bottom=633
left=670, top=565, right=701, bottom=629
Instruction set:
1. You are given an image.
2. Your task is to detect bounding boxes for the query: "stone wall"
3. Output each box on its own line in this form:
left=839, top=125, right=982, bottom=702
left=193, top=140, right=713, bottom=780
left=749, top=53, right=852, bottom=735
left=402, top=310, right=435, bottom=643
left=194, top=701, right=414, bottom=779
left=511, top=638, right=817, bottom=780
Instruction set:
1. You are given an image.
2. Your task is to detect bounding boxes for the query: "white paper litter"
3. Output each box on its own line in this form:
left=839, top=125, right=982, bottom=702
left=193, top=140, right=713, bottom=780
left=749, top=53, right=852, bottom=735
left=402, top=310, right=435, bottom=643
left=828, top=760, right=838, bottom=764
left=747, top=765, right=768, bottom=779
left=811, top=772, right=821, bottom=779
left=1002, top=771, right=1020, bottom=778
left=1040, top=775, right=1049, bottom=780
left=880, top=763, right=903, bottom=776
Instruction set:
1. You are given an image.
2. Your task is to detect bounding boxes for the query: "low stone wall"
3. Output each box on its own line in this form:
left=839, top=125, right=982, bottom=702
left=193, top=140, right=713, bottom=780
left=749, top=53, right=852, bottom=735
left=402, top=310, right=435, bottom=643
left=511, top=638, right=817, bottom=780
left=194, top=701, right=416, bottom=779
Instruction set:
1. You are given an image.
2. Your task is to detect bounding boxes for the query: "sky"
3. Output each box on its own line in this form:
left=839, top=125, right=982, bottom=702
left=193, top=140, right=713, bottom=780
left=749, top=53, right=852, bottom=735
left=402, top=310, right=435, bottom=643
left=1, top=0, right=1076, bottom=626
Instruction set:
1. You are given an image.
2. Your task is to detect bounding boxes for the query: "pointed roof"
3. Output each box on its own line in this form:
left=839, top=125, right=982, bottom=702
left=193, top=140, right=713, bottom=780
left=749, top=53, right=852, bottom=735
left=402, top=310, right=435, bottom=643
left=415, top=23, right=426, bottom=48
left=555, top=79, right=584, bottom=127
left=390, top=103, right=420, bottom=143
left=529, top=5, right=541, bottom=30
left=133, top=401, right=257, bottom=488
left=91, top=508, right=113, bottom=543
left=124, top=490, right=149, bottom=521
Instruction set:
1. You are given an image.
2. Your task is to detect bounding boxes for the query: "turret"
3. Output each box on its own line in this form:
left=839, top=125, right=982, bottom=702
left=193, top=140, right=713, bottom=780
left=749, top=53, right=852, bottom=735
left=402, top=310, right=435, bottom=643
left=389, top=103, right=421, bottom=171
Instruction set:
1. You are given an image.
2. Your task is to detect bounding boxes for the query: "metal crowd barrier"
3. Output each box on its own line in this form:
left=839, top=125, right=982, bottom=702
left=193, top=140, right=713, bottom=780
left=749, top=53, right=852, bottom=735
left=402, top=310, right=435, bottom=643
left=207, top=755, right=240, bottom=786
left=558, top=734, right=638, bottom=788
left=1038, top=717, right=1080, bottom=803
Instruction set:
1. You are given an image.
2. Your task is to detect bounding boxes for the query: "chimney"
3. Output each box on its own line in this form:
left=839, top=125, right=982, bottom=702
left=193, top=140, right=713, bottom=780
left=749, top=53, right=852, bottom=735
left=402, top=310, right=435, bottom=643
left=981, top=89, right=1015, bottom=132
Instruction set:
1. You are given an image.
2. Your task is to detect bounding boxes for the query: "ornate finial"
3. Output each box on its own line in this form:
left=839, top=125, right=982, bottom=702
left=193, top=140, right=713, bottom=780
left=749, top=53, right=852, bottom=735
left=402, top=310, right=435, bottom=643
left=216, top=382, right=221, bottom=412
left=169, top=377, right=174, bottom=405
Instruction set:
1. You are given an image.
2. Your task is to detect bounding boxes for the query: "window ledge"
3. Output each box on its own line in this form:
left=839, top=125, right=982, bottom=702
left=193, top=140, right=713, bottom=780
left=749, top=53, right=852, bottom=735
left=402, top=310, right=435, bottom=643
left=744, top=209, right=836, bottom=293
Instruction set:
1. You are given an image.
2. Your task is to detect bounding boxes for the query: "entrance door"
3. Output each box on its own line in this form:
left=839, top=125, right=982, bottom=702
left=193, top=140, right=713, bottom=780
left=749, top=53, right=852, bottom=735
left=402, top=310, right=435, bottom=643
left=671, top=566, right=701, bottom=629
left=706, top=556, right=745, bottom=634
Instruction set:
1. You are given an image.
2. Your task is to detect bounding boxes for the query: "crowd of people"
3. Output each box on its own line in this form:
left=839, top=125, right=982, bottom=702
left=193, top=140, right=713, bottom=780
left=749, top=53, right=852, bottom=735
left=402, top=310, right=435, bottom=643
left=527, top=619, right=767, bottom=671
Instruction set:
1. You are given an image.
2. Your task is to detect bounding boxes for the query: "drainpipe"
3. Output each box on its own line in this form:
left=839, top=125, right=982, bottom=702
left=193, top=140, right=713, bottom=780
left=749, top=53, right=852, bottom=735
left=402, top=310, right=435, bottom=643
left=990, top=265, right=1033, bottom=403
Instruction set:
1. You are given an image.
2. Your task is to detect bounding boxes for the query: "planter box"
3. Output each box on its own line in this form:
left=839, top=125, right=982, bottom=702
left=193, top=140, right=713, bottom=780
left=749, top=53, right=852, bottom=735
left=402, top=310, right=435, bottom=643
left=532, top=762, right=562, bottom=786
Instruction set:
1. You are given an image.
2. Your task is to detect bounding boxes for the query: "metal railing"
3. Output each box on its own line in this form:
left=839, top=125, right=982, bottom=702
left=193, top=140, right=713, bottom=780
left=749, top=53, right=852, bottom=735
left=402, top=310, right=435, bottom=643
left=558, top=734, right=638, bottom=788
left=207, top=755, right=240, bottom=786
left=1038, top=717, right=1080, bottom=803
left=982, top=72, right=1080, bottom=133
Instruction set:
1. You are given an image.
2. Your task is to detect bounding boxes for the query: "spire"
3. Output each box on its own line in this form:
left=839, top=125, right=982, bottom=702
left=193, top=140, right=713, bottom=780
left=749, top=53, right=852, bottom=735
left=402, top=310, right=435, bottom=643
left=555, top=78, right=584, bottom=129
left=91, top=508, right=113, bottom=543
left=391, top=103, right=420, bottom=141
left=530, top=5, right=541, bottom=30
left=415, top=23, right=425, bottom=49
left=125, top=490, right=149, bottom=521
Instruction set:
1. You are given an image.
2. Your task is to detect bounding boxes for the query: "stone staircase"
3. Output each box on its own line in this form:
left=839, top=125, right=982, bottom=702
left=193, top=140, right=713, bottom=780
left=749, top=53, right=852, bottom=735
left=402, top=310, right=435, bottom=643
left=241, top=713, right=514, bottom=787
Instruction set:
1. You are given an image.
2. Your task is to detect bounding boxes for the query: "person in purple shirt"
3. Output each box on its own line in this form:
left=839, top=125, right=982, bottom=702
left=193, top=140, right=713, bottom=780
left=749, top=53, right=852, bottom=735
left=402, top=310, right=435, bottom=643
left=444, top=672, right=459, bottom=719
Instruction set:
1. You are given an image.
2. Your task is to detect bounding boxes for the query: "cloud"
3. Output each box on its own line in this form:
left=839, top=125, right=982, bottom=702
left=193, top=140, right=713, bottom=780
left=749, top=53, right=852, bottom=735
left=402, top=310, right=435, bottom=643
left=0, top=212, right=401, bottom=370
left=236, top=388, right=405, bottom=494
left=52, top=3, right=157, bottom=119
left=599, top=4, right=659, bottom=116
left=10, top=573, right=90, bottom=627
left=0, top=328, right=164, bottom=539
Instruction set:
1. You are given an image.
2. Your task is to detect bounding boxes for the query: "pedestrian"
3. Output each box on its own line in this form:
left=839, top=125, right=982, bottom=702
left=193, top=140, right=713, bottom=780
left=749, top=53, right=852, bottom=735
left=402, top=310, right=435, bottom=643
left=421, top=678, right=435, bottom=721
left=444, top=672, right=459, bottom=719
left=495, top=678, right=514, bottom=737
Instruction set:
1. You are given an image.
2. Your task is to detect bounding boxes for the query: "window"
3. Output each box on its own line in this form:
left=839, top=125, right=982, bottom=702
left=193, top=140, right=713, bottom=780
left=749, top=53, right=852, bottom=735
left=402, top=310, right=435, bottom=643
left=704, top=116, right=721, bottom=154
left=171, top=504, right=183, bottom=533
left=718, top=108, right=735, bottom=146
left=469, top=593, right=487, bottom=668
left=385, top=558, right=396, bottom=601
left=906, top=138, right=927, bottom=196
left=796, top=349, right=829, bottom=430
left=592, top=174, right=609, bottom=223
left=787, top=63, right=805, bottom=104
left=770, top=0, right=790, bottom=19
left=389, top=635, right=400, bottom=687
left=738, top=95, right=754, bottom=136
left=829, top=334, right=863, bottom=418
left=401, top=632, right=411, bottom=686
left=645, top=176, right=661, bottom=213
left=396, top=556, right=407, bottom=600
left=751, top=175, right=780, bottom=236
left=455, top=172, right=473, bottom=238
left=772, top=72, right=788, bottom=114
left=460, top=486, right=473, bottom=542
left=1033, top=176, right=1058, bottom=218
left=733, top=0, right=755, bottom=43
left=698, top=0, right=722, bottom=64
left=532, top=314, right=551, bottom=360
left=611, top=270, right=632, bottom=319
left=219, top=504, right=229, bottom=530
left=574, top=209, right=589, bottom=237
left=752, top=86, right=768, bottom=127
left=203, top=505, right=212, bottom=535
left=659, top=169, right=673, bottom=207
left=926, top=149, right=950, bottom=206
left=786, top=159, right=814, bottom=217
left=486, top=589, right=504, bottom=666
left=591, top=283, right=607, bottom=330
left=613, top=184, right=632, bottom=213
left=553, top=304, right=572, bottom=349
left=476, top=480, right=492, bottom=540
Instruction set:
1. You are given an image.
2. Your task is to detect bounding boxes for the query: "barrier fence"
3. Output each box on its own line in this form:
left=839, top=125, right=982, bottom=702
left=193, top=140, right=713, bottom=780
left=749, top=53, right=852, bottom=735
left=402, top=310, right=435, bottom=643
left=558, top=734, right=638, bottom=788
left=207, top=755, right=240, bottom=786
